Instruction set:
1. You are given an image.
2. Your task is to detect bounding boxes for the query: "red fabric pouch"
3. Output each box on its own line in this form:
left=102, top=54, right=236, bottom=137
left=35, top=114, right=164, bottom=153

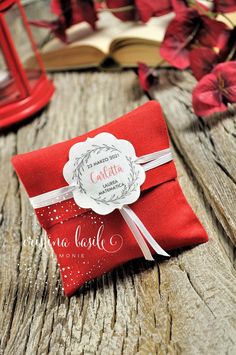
left=12, top=101, right=208, bottom=296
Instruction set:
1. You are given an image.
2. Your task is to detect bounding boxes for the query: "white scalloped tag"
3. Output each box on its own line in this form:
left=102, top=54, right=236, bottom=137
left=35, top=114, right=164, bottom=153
left=63, top=133, right=146, bottom=215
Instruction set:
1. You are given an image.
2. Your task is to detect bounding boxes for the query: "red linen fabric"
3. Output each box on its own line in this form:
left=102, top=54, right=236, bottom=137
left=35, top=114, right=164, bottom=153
left=12, top=101, right=208, bottom=296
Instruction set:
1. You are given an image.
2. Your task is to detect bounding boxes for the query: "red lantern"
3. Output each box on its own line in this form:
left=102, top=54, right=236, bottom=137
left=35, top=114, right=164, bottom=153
left=0, top=0, right=54, bottom=129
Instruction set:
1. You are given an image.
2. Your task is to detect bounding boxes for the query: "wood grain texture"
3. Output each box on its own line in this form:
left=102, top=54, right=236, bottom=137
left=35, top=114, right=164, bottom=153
left=0, top=71, right=236, bottom=355
left=150, top=69, right=236, bottom=247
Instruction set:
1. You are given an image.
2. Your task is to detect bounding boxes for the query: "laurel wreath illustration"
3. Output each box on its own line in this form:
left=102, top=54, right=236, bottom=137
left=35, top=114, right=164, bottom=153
left=72, top=143, right=140, bottom=205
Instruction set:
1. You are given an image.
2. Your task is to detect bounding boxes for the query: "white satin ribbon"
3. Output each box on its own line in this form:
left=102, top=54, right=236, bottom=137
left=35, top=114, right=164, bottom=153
left=30, top=185, right=75, bottom=209
left=137, top=148, right=172, bottom=172
left=29, top=148, right=172, bottom=260
left=120, top=205, right=169, bottom=260
left=30, top=148, right=172, bottom=209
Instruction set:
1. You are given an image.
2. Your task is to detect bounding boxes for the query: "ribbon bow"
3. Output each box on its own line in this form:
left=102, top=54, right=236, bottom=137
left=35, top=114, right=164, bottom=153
left=29, top=148, right=172, bottom=261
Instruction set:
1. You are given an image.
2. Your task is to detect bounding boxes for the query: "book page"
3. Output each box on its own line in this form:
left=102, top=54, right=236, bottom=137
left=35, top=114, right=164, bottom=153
left=43, top=11, right=174, bottom=55
left=217, top=11, right=236, bottom=27
left=43, top=12, right=136, bottom=55
left=111, top=12, right=174, bottom=45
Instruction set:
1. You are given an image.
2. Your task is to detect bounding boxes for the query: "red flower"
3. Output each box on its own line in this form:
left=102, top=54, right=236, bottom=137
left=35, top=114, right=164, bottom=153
left=189, top=47, right=219, bottom=80
left=30, top=19, right=68, bottom=43
left=218, top=27, right=236, bottom=60
left=160, top=8, right=228, bottom=69
left=33, top=0, right=97, bottom=42
left=138, top=62, right=159, bottom=91
left=135, top=0, right=173, bottom=22
left=190, top=27, right=236, bottom=81
left=75, top=0, right=98, bottom=29
left=192, top=61, right=236, bottom=117
left=106, top=0, right=136, bottom=21
left=51, top=0, right=97, bottom=29
left=213, top=0, right=236, bottom=13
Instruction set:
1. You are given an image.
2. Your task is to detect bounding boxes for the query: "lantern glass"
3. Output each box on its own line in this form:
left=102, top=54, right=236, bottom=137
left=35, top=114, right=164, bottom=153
left=4, top=2, right=41, bottom=89
left=0, top=47, right=20, bottom=106
left=0, top=0, right=54, bottom=129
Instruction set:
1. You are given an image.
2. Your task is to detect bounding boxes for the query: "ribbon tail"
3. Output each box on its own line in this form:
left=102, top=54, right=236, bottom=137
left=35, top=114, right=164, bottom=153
left=122, top=205, right=170, bottom=258
left=120, top=207, right=154, bottom=261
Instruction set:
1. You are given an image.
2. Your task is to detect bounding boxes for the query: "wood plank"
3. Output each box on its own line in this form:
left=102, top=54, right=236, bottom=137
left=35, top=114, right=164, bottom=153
left=0, top=71, right=236, bottom=354
left=149, top=69, right=236, bottom=246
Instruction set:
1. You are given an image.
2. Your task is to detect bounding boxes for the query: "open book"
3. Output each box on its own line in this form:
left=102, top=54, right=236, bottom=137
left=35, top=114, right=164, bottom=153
left=27, top=12, right=174, bottom=71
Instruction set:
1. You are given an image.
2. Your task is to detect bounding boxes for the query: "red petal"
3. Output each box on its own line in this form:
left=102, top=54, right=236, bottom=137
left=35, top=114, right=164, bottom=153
left=192, top=72, right=227, bottom=116
left=50, top=0, right=63, bottom=15
left=138, top=62, right=150, bottom=91
left=136, top=0, right=173, bottom=22
left=166, top=9, right=199, bottom=41
left=217, top=28, right=232, bottom=52
left=214, top=0, right=236, bottom=13
left=213, top=61, right=236, bottom=103
left=218, top=27, right=236, bottom=60
left=72, top=0, right=98, bottom=29
left=198, top=15, right=228, bottom=48
left=106, top=0, right=136, bottom=21
left=137, top=62, right=158, bottom=91
left=171, top=0, right=188, bottom=12
left=160, top=36, right=190, bottom=69
left=189, top=47, right=218, bottom=80
left=51, top=0, right=98, bottom=29
left=160, top=9, right=200, bottom=69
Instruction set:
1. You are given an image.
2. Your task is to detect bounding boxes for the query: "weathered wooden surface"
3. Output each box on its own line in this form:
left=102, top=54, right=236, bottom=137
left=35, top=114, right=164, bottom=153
left=150, top=69, right=236, bottom=247
left=0, top=71, right=236, bottom=355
